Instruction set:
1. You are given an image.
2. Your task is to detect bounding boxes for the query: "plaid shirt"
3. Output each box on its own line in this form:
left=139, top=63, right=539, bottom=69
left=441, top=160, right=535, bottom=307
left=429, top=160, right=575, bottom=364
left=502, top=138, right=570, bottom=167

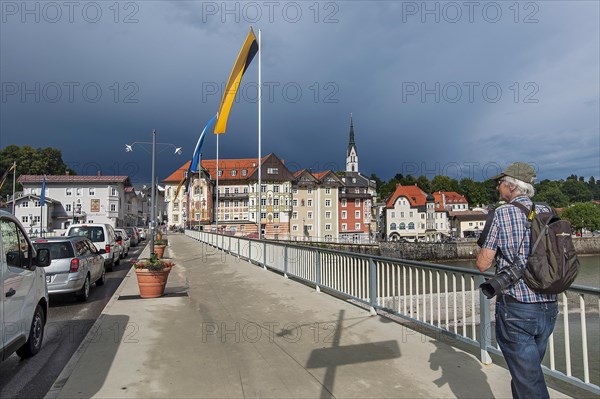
left=481, top=196, right=556, bottom=303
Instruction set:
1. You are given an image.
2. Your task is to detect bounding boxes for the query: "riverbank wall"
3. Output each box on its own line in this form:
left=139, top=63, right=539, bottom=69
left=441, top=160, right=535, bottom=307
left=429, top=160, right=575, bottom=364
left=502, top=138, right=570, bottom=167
left=300, top=237, right=600, bottom=261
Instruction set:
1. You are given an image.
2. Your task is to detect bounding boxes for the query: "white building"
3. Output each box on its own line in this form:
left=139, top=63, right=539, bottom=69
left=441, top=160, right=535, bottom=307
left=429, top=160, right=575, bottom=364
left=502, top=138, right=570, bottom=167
left=16, top=174, right=133, bottom=231
left=385, top=184, right=428, bottom=242
left=384, top=185, right=466, bottom=242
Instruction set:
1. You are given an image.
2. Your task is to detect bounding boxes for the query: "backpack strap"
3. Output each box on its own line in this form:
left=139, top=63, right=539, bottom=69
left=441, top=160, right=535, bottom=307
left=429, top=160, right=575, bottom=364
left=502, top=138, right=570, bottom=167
left=511, top=201, right=550, bottom=255
left=512, top=201, right=535, bottom=221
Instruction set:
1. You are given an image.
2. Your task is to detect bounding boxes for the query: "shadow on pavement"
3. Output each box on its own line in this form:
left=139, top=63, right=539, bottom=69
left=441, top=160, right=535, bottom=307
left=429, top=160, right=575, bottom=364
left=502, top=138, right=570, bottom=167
left=306, top=310, right=401, bottom=399
left=429, top=339, right=494, bottom=399
left=49, top=314, right=130, bottom=399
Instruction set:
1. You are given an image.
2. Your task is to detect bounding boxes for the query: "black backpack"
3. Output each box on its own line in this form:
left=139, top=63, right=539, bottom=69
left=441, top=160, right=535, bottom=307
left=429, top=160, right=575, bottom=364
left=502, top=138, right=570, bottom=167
left=513, top=202, right=580, bottom=294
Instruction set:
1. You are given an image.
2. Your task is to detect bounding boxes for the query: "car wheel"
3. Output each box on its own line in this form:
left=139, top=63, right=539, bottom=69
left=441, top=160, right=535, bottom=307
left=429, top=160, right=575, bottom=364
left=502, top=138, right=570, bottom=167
left=76, top=274, right=90, bottom=302
left=16, top=304, right=45, bottom=358
left=96, top=267, right=106, bottom=286
left=106, top=257, right=114, bottom=272
left=115, top=254, right=121, bottom=265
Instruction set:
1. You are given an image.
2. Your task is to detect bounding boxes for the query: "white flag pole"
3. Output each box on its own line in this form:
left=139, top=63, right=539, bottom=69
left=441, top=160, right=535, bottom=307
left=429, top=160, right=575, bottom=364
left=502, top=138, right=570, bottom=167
left=216, top=133, right=219, bottom=235
left=11, top=161, right=16, bottom=214
left=258, top=28, right=262, bottom=240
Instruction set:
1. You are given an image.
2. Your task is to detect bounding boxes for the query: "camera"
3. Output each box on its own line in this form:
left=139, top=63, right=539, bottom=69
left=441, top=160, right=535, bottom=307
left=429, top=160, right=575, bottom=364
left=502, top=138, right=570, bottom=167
left=480, top=264, right=525, bottom=299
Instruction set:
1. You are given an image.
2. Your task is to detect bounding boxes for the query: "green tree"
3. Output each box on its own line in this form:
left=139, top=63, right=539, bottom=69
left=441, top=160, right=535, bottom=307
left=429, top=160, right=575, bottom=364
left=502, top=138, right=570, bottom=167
left=587, top=176, right=600, bottom=200
left=0, top=145, right=75, bottom=198
left=459, top=178, right=488, bottom=206
left=400, top=174, right=417, bottom=186
left=416, top=175, right=431, bottom=193
left=561, top=179, right=592, bottom=204
left=534, top=186, right=570, bottom=208
left=379, top=176, right=400, bottom=203
left=369, top=173, right=383, bottom=192
left=483, top=179, right=499, bottom=205
left=566, top=174, right=578, bottom=181
left=561, top=203, right=600, bottom=233
left=431, top=175, right=460, bottom=193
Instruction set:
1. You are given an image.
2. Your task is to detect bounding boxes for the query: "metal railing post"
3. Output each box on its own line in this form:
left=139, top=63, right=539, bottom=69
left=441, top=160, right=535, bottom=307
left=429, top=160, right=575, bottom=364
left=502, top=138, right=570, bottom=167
left=315, top=250, right=321, bottom=292
left=263, top=241, right=267, bottom=270
left=284, top=245, right=289, bottom=278
left=369, top=257, right=377, bottom=315
left=478, top=275, right=492, bottom=364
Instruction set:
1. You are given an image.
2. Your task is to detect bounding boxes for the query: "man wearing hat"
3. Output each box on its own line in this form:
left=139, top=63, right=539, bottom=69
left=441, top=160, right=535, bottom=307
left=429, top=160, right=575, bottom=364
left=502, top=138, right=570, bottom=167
left=476, top=162, right=558, bottom=399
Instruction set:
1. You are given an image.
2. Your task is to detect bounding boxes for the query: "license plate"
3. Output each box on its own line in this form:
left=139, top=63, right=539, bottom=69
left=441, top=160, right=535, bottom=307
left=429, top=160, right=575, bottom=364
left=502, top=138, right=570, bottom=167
left=46, top=275, right=52, bottom=283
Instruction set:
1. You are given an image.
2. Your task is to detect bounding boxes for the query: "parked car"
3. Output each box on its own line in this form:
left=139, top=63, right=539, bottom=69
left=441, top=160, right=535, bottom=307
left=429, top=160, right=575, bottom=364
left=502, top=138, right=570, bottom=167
left=1, top=210, right=51, bottom=360
left=124, top=227, right=138, bottom=247
left=136, top=227, right=146, bottom=241
left=66, top=223, right=120, bottom=271
left=32, top=236, right=105, bottom=302
left=114, top=229, right=130, bottom=259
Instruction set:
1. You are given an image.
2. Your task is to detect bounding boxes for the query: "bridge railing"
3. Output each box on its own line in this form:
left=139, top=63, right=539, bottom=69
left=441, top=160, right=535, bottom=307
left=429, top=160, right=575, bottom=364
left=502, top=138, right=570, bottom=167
left=185, top=229, right=599, bottom=395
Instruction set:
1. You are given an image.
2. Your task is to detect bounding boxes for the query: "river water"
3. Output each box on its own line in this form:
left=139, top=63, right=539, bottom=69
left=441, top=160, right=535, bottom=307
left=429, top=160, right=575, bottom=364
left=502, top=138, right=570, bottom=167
left=439, top=255, right=600, bottom=288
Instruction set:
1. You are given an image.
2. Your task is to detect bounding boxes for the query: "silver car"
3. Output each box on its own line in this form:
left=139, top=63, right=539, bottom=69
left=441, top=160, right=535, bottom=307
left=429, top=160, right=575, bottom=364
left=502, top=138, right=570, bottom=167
left=32, top=237, right=105, bottom=302
left=114, top=229, right=130, bottom=259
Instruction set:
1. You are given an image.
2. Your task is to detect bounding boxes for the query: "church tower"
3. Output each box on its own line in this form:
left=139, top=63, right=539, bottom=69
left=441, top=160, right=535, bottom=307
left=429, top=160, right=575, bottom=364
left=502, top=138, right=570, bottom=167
left=346, top=115, right=359, bottom=172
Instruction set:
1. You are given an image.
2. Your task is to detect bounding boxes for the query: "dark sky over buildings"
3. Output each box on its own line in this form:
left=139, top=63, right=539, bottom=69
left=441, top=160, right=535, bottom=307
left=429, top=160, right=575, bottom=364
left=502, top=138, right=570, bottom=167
left=1, top=1, right=598, bottom=184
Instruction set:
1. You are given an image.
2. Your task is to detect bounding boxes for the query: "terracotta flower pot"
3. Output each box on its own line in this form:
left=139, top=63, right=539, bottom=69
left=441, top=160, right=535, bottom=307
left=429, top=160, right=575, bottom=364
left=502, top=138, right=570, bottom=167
left=154, top=244, right=166, bottom=259
left=135, top=267, right=171, bottom=298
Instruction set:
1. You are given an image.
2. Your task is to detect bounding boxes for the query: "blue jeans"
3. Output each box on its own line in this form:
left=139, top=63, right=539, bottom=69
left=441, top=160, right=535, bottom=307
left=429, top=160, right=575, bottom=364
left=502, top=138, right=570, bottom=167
left=495, top=296, right=558, bottom=399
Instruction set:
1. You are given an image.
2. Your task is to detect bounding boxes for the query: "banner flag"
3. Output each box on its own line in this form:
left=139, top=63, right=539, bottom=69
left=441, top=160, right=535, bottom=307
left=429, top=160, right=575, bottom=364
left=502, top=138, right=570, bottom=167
left=190, top=113, right=218, bottom=173
left=0, top=163, right=15, bottom=190
left=174, top=174, right=186, bottom=200
left=41, top=175, right=47, bottom=205
left=214, top=28, right=258, bottom=134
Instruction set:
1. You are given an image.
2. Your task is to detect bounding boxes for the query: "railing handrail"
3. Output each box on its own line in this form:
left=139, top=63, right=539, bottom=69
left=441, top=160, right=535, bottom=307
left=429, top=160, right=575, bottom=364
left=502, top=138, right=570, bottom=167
left=186, top=229, right=600, bottom=395
left=198, top=230, right=600, bottom=293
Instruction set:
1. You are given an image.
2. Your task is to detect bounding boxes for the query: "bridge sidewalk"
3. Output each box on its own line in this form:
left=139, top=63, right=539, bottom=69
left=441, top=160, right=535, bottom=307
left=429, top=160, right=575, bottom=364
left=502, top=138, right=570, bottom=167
left=46, top=233, right=571, bottom=398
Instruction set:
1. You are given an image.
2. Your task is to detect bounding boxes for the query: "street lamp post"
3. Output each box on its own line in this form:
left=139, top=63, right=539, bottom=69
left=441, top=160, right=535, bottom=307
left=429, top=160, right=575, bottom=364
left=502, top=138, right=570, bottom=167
left=126, top=130, right=182, bottom=257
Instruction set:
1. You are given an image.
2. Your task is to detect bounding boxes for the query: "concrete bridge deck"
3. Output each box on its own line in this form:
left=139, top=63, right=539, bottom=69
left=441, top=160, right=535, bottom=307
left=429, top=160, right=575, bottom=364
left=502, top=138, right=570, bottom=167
left=46, top=233, right=573, bottom=399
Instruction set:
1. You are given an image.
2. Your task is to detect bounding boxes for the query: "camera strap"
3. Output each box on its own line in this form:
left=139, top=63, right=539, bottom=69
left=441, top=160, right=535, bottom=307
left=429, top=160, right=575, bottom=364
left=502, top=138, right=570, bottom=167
left=498, top=202, right=532, bottom=267
left=512, top=202, right=533, bottom=268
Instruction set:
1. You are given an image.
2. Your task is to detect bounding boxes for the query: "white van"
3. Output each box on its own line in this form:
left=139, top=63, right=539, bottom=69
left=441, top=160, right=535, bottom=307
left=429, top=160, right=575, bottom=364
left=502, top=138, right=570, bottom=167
left=66, top=223, right=120, bottom=272
left=1, top=210, right=51, bottom=360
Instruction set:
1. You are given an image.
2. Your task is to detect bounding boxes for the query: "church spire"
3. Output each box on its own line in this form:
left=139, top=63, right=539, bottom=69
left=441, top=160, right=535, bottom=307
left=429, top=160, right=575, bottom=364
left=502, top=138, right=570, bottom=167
left=349, top=113, right=355, bottom=147
left=346, top=114, right=359, bottom=173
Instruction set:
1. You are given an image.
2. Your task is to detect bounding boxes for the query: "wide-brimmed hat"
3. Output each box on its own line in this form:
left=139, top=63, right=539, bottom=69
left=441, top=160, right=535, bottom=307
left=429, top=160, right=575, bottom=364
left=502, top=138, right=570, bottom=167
left=491, top=162, right=536, bottom=184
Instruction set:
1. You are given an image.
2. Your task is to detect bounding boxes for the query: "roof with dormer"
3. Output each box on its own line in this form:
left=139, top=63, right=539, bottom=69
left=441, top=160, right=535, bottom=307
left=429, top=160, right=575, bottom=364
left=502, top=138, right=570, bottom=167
left=314, top=170, right=344, bottom=186
left=448, top=210, right=487, bottom=221
left=433, top=191, right=468, bottom=210
left=6, top=194, right=60, bottom=205
left=294, top=169, right=318, bottom=183
left=386, top=184, right=428, bottom=208
left=162, top=154, right=294, bottom=184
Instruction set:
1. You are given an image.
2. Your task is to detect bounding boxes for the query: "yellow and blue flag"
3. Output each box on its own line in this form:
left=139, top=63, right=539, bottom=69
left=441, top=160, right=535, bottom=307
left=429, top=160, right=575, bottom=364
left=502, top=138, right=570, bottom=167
left=190, top=113, right=218, bottom=173
left=0, top=163, right=15, bottom=190
left=214, top=28, right=258, bottom=135
left=41, top=175, right=47, bottom=205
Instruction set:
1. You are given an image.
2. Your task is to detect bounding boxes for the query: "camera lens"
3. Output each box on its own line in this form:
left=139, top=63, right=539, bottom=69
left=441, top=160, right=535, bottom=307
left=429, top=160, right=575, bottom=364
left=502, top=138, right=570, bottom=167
left=479, top=265, right=525, bottom=299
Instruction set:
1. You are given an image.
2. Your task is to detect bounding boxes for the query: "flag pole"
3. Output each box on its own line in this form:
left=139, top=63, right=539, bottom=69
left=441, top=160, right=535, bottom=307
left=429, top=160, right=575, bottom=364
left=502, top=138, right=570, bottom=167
left=258, top=28, right=262, bottom=240
left=11, top=161, right=16, bottom=214
left=40, top=177, right=44, bottom=238
left=216, top=133, right=219, bottom=235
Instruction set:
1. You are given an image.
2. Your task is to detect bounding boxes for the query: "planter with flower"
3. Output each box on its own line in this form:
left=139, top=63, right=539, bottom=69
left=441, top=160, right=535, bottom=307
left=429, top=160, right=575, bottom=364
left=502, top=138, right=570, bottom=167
left=153, top=239, right=167, bottom=259
left=132, top=256, right=175, bottom=298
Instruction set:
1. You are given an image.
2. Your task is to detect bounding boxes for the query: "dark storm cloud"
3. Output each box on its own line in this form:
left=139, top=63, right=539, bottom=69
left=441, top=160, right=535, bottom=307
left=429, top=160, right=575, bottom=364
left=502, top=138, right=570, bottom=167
left=1, top=1, right=598, bottom=184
